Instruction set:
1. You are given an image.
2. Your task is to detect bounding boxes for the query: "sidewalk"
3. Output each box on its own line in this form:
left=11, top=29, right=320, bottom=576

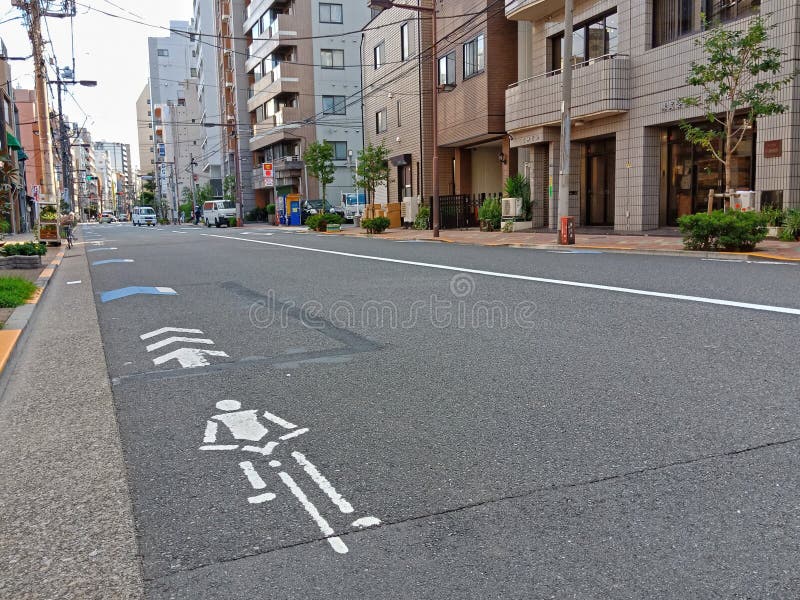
left=317, top=226, right=800, bottom=262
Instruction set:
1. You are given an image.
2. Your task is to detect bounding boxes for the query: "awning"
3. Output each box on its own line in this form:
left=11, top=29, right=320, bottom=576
left=6, top=131, right=22, bottom=150
left=17, top=149, right=28, bottom=161
left=390, top=153, right=412, bottom=167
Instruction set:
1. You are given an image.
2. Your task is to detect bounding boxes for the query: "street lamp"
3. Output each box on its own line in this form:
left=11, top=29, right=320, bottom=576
left=368, top=0, right=440, bottom=237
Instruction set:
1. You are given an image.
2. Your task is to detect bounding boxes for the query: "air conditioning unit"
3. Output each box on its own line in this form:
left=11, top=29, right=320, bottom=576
left=501, top=197, right=522, bottom=218
left=402, top=197, right=419, bottom=224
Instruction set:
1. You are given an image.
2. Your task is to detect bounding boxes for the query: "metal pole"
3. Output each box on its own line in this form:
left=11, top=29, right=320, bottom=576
left=232, top=127, right=243, bottom=226
left=189, top=153, right=197, bottom=222
left=558, top=0, right=574, bottom=239
left=431, top=7, right=440, bottom=237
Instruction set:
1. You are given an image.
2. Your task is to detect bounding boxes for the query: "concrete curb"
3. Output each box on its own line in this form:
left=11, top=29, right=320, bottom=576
left=0, top=247, right=65, bottom=375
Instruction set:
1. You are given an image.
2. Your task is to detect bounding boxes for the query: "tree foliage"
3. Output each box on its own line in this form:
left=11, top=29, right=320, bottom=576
left=680, top=15, right=794, bottom=196
left=303, top=141, right=336, bottom=202
left=139, top=173, right=156, bottom=206
left=223, top=175, right=237, bottom=204
left=354, top=142, right=390, bottom=205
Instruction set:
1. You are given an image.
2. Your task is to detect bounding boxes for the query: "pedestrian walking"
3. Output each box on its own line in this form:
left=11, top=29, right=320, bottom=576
left=194, top=205, right=202, bottom=226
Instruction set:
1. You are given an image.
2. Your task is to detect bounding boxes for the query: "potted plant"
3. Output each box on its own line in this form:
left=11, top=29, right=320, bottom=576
left=478, top=198, right=501, bottom=232
left=762, top=207, right=785, bottom=238
left=266, top=203, right=276, bottom=225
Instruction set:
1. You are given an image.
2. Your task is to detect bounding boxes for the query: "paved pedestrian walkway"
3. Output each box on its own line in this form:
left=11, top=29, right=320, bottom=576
left=318, top=226, right=800, bottom=262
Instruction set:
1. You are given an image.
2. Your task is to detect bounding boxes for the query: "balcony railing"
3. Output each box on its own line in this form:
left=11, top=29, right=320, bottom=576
left=506, top=54, right=630, bottom=134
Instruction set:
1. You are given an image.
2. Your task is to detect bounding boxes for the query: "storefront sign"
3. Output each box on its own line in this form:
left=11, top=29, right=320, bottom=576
left=764, top=140, right=782, bottom=158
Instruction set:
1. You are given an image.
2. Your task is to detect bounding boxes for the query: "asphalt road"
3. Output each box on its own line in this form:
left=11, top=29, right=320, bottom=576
left=83, top=222, right=800, bottom=599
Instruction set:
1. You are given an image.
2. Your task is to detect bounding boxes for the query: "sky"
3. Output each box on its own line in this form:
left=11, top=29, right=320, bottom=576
left=1, top=0, right=193, bottom=170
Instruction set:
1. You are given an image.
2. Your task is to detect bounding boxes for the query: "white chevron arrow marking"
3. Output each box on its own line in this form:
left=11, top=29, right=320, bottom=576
left=140, top=327, right=205, bottom=340
left=152, top=348, right=229, bottom=368
left=146, top=336, right=215, bottom=352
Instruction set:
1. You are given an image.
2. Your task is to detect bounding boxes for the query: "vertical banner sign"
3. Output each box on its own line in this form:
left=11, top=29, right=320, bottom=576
left=263, top=162, right=274, bottom=187
left=158, top=143, right=166, bottom=157
left=32, top=185, right=40, bottom=203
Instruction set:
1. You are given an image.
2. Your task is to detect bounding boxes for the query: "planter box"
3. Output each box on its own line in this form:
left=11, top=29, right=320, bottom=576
left=767, top=226, right=784, bottom=239
left=0, top=255, right=42, bottom=269
left=326, top=223, right=341, bottom=231
left=502, top=220, right=534, bottom=232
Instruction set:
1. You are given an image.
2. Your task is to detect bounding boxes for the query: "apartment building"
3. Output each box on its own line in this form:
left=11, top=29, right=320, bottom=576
left=216, top=0, right=254, bottom=215
left=136, top=83, right=156, bottom=173
left=362, top=2, right=433, bottom=205
left=191, top=0, right=223, bottom=193
left=244, top=0, right=371, bottom=208
left=506, top=0, right=800, bottom=231
left=12, top=88, right=38, bottom=231
left=95, top=141, right=133, bottom=215
left=70, top=126, right=98, bottom=217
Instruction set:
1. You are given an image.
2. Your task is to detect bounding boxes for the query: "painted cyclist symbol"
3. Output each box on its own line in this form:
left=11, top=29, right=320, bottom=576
left=200, top=399, right=380, bottom=554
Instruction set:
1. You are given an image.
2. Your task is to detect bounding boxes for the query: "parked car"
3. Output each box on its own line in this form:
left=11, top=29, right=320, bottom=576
left=99, top=211, right=117, bottom=223
left=301, top=199, right=344, bottom=224
left=203, top=200, right=237, bottom=227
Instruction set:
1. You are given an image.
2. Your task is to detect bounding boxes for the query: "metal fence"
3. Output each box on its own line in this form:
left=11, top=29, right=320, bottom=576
left=422, top=193, right=502, bottom=229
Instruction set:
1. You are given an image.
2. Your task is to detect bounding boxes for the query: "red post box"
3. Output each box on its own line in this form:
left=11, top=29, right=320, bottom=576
left=559, top=216, right=575, bottom=245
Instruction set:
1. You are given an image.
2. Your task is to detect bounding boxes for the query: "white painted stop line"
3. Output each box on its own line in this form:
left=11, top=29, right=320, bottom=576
left=203, top=234, right=800, bottom=316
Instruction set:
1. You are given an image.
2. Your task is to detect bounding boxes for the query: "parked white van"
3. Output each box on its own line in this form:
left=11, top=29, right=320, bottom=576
left=132, top=206, right=157, bottom=226
left=203, top=200, right=236, bottom=228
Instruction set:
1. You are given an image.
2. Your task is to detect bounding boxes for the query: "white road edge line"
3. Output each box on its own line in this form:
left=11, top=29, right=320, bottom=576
left=203, top=234, right=800, bottom=316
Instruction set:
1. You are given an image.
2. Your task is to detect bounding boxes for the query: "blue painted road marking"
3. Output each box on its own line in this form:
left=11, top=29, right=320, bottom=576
left=92, top=259, right=135, bottom=266
left=100, top=286, right=177, bottom=303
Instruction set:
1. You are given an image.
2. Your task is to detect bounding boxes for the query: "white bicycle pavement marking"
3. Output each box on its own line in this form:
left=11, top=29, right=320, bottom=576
left=199, top=399, right=380, bottom=555
left=145, top=336, right=216, bottom=352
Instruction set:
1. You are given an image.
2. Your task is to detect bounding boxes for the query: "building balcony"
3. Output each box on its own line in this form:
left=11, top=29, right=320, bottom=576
left=247, top=63, right=301, bottom=112
left=506, top=0, right=563, bottom=21
left=245, top=13, right=299, bottom=73
left=251, top=157, right=303, bottom=190
left=505, top=55, right=630, bottom=135
left=248, top=116, right=302, bottom=152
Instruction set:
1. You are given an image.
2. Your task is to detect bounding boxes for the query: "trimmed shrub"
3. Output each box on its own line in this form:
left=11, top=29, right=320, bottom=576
left=1, top=242, right=47, bottom=256
left=228, top=216, right=237, bottom=227
left=413, top=205, right=430, bottom=230
left=307, top=213, right=344, bottom=231
left=362, top=216, right=390, bottom=234
left=678, top=210, right=768, bottom=251
left=478, top=198, right=502, bottom=231
left=266, top=203, right=276, bottom=215
left=779, top=209, right=800, bottom=241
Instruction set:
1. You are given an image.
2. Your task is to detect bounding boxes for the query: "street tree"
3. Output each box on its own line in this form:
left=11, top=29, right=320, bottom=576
left=680, top=15, right=794, bottom=209
left=354, top=142, right=390, bottom=206
left=139, top=173, right=156, bottom=207
left=223, top=174, right=236, bottom=204
left=303, top=141, right=335, bottom=206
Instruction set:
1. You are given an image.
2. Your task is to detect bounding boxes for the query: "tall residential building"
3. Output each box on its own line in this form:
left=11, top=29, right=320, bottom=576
left=191, top=0, right=223, bottom=194
left=363, top=1, right=517, bottom=210
left=157, top=79, right=205, bottom=217
left=244, top=0, right=372, bottom=209
left=148, top=21, right=195, bottom=214
left=216, top=0, right=253, bottom=215
left=14, top=88, right=41, bottom=228
left=136, top=82, right=156, bottom=174
left=506, top=0, right=800, bottom=231
left=70, top=125, right=98, bottom=218
left=95, top=141, right=133, bottom=214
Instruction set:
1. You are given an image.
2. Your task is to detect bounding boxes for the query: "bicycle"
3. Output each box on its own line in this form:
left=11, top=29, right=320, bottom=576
left=64, top=225, right=74, bottom=249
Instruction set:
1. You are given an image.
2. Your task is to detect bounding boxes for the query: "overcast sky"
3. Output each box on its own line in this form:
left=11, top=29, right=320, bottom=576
left=2, top=0, right=193, bottom=170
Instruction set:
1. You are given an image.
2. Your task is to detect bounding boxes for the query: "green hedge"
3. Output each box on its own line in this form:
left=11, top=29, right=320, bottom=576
left=306, top=213, right=344, bottom=231
left=361, top=216, right=390, bottom=234
left=1, top=242, right=47, bottom=256
left=678, top=210, right=767, bottom=252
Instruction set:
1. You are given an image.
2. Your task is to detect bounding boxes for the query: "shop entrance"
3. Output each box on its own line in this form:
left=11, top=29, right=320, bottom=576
left=585, top=138, right=615, bottom=226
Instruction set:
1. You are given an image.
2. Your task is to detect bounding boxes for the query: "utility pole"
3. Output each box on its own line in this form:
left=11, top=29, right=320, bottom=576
left=25, top=0, right=57, bottom=205
left=189, top=153, right=198, bottom=207
left=558, top=0, right=574, bottom=239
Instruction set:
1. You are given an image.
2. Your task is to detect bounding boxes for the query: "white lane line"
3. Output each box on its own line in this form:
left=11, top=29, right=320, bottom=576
left=279, top=428, right=309, bottom=441
left=278, top=471, right=348, bottom=554
left=248, top=492, right=276, bottom=504
left=204, top=233, right=800, bottom=316
left=239, top=461, right=268, bottom=489
left=291, top=451, right=354, bottom=514
left=66, top=280, right=82, bottom=285
left=262, top=410, right=297, bottom=430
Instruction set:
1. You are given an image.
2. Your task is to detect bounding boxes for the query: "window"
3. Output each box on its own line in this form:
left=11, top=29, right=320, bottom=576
left=463, top=34, right=485, bottom=79
left=705, top=0, right=760, bottom=24
left=652, top=0, right=694, bottom=47
left=550, top=11, right=618, bottom=70
left=319, top=3, right=343, bottom=24
left=400, top=23, right=410, bottom=61
left=438, top=52, right=455, bottom=86
left=376, top=109, right=387, bottom=133
left=157, top=49, right=169, bottom=57
left=190, top=68, right=198, bottom=77
left=373, top=42, right=385, bottom=69
left=397, top=99, right=402, bottom=127
left=322, top=95, right=347, bottom=115
left=321, top=49, right=345, bottom=69
left=327, top=141, right=347, bottom=161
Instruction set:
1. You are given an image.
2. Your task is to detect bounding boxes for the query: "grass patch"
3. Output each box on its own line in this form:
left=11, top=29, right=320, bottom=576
left=0, top=277, right=38, bottom=308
